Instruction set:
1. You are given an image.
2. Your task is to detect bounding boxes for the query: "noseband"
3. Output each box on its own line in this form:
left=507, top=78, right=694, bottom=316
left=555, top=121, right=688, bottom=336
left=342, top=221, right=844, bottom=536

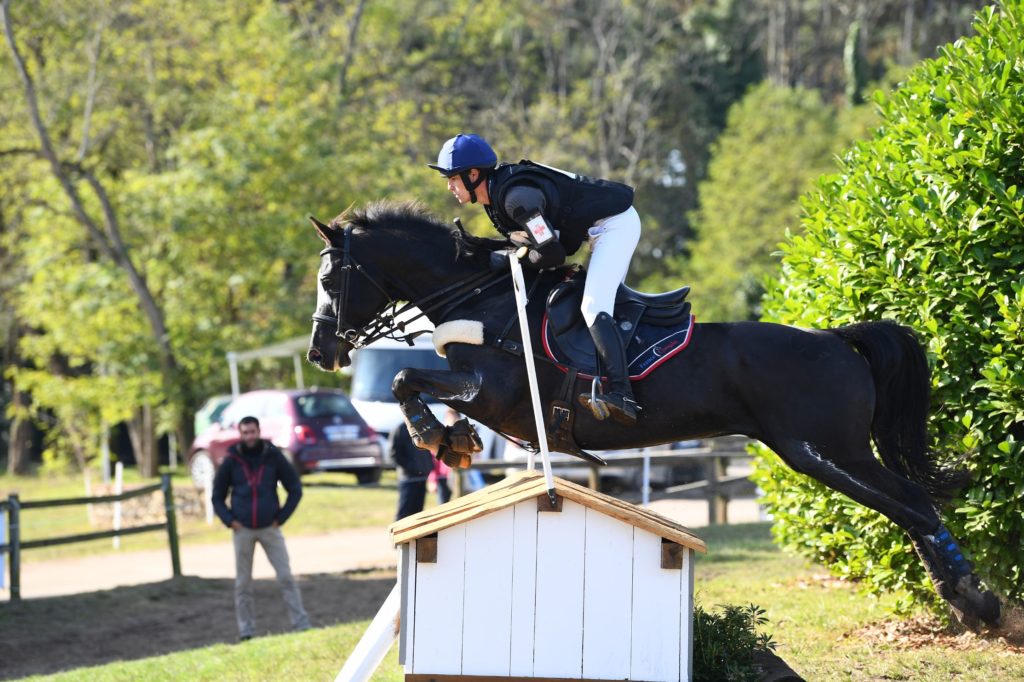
left=312, top=225, right=508, bottom=348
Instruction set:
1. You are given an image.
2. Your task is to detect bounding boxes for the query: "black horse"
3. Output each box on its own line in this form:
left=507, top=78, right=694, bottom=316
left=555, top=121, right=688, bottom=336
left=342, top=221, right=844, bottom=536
left=305, top=201, right=999, bottom=628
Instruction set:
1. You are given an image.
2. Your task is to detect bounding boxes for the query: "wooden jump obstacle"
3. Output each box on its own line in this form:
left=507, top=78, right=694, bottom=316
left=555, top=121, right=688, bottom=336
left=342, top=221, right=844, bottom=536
left=341, top=470, right=706, bottom=682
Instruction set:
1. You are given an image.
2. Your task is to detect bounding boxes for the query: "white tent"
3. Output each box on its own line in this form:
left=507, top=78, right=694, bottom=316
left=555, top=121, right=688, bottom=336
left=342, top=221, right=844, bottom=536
left=225, top=336, right=309, bottom=397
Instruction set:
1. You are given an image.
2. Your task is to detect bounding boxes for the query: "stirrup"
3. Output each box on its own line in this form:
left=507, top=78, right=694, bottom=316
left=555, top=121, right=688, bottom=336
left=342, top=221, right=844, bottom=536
left=577, top=377, right=639, bottom=425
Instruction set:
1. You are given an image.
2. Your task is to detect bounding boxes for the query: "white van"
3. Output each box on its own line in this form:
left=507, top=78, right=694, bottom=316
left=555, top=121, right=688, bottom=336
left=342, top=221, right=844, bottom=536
left=348, top=335, right=502, bottom=461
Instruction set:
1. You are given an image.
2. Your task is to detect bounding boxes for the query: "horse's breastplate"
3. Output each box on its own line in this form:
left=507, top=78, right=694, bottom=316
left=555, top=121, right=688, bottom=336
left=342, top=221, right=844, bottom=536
left=543, top=272, right=694, bottom=380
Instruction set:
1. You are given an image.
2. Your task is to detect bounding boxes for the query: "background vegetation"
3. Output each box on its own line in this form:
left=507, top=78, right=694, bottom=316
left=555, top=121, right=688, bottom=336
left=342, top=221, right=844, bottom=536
left=753, top=2, right=1024, bottom=607
left=4, top=0, right=1021, bottom=624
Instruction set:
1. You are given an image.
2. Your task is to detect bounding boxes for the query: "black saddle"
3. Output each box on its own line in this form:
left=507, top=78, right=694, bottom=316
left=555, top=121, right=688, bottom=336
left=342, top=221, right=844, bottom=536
left=543, top=273, right=694, bottom=379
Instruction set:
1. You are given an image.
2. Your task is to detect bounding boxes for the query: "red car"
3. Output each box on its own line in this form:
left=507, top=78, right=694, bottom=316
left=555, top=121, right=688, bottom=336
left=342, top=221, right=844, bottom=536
left=188, top=388, right=383, bottom=486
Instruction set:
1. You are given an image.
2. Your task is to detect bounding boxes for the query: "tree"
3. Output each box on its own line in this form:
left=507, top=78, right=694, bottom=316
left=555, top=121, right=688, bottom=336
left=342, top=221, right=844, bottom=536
left=670, top=84, right=851, bottom=321
left=754, top=1, right=1024, bottom=610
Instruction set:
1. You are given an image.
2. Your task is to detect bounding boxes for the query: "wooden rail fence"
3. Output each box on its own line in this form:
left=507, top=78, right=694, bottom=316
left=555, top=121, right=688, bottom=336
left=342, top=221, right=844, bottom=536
left=455, top=440, right=757, bottom=525
left=0, top=473, right=182, bottom=601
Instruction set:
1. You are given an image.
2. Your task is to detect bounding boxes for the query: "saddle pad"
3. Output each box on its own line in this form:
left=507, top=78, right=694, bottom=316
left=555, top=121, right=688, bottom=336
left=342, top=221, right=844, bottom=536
left=542, top=312, right=695, bottom=381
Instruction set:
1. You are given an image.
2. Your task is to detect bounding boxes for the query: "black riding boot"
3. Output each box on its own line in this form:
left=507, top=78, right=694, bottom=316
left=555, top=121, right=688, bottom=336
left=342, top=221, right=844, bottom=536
left=578, top=312, right=640, bottom=425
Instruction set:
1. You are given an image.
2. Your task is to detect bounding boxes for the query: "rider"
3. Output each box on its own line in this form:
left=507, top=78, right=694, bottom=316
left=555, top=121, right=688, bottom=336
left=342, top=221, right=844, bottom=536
left=428, top=133, right=642, bottom=425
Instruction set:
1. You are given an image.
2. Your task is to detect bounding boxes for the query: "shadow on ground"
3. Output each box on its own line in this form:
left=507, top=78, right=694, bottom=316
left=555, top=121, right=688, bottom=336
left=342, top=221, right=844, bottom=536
left=0, top=570, right=395, bottom=680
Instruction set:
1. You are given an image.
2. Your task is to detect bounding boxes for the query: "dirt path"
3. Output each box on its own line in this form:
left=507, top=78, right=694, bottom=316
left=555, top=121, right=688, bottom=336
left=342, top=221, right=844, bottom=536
left=16, top=526, right=398, bottom=599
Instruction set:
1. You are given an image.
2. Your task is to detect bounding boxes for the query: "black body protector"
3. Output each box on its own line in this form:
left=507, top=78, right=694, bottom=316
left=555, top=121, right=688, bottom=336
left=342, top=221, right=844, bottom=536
left=485, top=161, right=641, bottom=425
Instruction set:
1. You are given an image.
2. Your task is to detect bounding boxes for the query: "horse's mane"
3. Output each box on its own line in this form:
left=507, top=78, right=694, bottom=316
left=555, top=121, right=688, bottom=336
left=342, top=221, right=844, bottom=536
left=329, top=200, right=510, bottom=265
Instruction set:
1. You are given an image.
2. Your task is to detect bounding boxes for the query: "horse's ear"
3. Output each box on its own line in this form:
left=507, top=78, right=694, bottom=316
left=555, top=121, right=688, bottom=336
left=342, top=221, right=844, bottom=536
left=309, top=216, right=333, bottom=245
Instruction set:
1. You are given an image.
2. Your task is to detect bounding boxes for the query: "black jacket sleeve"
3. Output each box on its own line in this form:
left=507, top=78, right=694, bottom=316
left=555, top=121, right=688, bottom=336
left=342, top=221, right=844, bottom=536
left=211, top=458, right=235, bottom=528
left=274, top=449, right=303, bottom=525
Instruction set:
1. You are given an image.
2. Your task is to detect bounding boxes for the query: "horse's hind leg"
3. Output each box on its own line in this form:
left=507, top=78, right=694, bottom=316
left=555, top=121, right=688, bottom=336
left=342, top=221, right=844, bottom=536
left=769, top=438, right=939, bottom=531
left=770, top=437, right=999, bottom=627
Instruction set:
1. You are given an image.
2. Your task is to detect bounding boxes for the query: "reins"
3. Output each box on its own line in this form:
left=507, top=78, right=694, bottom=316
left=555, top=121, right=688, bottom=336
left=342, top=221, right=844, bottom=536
left=312, top=225, right=510, bottom=348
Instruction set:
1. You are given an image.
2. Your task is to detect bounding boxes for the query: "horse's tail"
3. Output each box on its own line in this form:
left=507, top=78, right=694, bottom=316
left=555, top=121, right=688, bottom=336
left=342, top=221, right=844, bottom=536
left=830, top=320, right=971, bottom=503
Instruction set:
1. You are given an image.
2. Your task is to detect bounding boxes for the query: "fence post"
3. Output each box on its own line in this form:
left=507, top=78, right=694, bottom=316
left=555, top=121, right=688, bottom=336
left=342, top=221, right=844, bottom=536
left=9, top=495, right=21, bottom=601
left=705, top=457, right=728, bottom=525
left=161, top=475, right=182, bottom=577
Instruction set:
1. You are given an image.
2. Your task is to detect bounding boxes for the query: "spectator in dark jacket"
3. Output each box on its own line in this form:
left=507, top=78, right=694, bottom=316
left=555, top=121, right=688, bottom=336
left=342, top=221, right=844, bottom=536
left=389, top=425, right=435, bottom=520
left=211, top=416, right=310, bottom=641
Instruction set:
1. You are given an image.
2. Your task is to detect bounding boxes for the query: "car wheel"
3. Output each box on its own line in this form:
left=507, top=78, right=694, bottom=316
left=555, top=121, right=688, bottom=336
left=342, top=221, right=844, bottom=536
left=355, top=468, right=382, bottom=486
left=190, top=450, right=215, bottom=488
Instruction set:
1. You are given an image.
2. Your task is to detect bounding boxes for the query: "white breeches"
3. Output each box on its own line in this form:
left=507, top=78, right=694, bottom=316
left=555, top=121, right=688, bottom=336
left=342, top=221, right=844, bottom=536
left=581, top=206, right=641, bottom=327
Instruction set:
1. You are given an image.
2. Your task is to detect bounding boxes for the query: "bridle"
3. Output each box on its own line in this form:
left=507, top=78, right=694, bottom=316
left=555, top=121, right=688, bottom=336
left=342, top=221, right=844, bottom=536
left=311, top=225, right=509, bottom=349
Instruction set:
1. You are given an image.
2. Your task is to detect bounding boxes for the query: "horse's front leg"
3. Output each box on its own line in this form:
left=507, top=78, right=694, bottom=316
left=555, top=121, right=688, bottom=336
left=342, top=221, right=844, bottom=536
left=392, top=367, right=484, bottom=468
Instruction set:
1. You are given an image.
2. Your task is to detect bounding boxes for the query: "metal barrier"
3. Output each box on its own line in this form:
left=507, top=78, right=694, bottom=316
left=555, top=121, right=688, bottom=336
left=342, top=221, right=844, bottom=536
left=0, top=473, right=182, bottom=601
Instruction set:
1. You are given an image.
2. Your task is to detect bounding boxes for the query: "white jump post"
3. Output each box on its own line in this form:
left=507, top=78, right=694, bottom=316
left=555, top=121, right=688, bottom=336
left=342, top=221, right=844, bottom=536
left=333, top=583, right=401, bottom=682
left=507, top=249, right=556, bottom=500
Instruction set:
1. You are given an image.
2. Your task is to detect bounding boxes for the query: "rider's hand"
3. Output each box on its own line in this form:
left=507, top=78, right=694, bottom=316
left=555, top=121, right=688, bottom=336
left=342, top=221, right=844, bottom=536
left=515, top=245, right=530, bottom=260
left=230, top=520, right=243, bottom=531
left=509, top=230, right=532, bottom=246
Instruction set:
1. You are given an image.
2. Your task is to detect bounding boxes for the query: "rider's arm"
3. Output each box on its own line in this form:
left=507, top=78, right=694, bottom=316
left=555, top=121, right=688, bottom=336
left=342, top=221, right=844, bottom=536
left=504, top=184, right=566, bottom=268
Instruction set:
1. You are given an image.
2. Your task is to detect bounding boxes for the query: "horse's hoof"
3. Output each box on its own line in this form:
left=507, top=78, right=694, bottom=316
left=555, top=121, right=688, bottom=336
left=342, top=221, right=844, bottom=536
left=954, top=575, right=1001, bottom=627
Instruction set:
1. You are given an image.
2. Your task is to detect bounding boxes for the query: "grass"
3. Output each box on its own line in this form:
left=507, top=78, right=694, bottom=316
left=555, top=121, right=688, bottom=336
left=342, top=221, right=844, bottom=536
left=0, top=468, right=411, bottom=563
left=9, top=522, right=1022, bottom=681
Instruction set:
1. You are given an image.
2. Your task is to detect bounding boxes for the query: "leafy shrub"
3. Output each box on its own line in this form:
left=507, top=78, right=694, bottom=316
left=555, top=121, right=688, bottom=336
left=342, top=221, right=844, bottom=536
left=754, top=1, right=1024, bottom=612
left=693, top=603, right=776, bottom=682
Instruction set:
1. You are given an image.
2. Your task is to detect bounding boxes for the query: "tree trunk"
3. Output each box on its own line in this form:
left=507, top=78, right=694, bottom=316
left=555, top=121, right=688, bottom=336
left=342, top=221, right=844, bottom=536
left=6, top=410, right=33, bottom=475
left=128, top=404, right=158, bottom=478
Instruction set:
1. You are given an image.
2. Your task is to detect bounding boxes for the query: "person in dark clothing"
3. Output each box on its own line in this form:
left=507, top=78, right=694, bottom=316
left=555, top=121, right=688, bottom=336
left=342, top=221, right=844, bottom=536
left=211, top=416, right=310, bottom=641
left=388, top=425, right=435, bottom=520
left=429, top=133, right=642, bottom=426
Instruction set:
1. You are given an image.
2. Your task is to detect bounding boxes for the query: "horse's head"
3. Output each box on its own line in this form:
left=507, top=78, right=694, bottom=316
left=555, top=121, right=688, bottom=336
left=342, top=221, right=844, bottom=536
left=306, top=201, right=510, bottom=372
left=306, top=215, right=392, bottom=371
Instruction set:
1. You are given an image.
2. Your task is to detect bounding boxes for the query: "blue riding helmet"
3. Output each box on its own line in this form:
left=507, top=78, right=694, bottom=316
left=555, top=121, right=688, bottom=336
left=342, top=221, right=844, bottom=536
left=428, top=134, right=497, bottom=176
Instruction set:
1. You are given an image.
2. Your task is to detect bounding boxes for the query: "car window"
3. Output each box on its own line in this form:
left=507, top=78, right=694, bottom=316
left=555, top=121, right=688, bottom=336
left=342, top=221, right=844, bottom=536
left=294, top=393, right=358, bottom=419
left=350, top=348, right=448, bottom=403
left=260, top=393, right=290, bottom=419
left=221, top=394, right=261, bottom=425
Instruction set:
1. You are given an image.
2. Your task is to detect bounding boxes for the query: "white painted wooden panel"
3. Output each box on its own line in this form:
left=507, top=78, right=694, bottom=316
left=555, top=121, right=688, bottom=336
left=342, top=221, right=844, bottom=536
left=411, top=526, right=466, bottom=675
left=680, top=548, right=694, bottom=681
left=534, top=498, right=587, bottom=679
left=398, top=543, right=412, bottom=669
left=582, top=509, right=634, bottom=680
left=462, top=506, right=516, bottom=676
left=630, top=528, right=682, bottom=682
left=509, top=499, right=539, bottom=678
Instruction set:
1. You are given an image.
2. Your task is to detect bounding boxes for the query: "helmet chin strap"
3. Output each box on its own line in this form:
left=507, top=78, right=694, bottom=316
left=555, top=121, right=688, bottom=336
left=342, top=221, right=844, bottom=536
left=459, top=170, right=485, bottom=204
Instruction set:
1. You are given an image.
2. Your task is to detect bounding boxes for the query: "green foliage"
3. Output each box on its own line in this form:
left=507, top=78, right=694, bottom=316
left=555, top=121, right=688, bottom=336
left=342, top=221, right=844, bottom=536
left=0, top=0, right=991, bottom=472
left=755, top=1, right=1024, bottom=609
left=693, top=603, right=776, bottom=682
left=655, top=82, right=875, bottom=320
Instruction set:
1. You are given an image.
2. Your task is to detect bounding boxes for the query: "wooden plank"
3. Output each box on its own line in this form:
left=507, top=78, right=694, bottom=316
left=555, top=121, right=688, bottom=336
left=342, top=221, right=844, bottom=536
left=662, top=539, right=684, bottom=570
left=462, top=506, right=516, bottom=676
left=392, top=471, right=707, bottom=554
left=630, top=526, right=681, bottom=682
left=581, top=509, right=633, bottom=680
left=19, top=482, right=163, bottom=509
left=681, top=548, right=694, bottom=682
left=399, top=543, right=410, bottom=667
left=509, top=498, right=538, bottom=678
left=411, top=525, right=466, bottom=675
left=18, top=522, right=167, bottom=550
left=534, top=498, right=586, bottom=679
left=417, top=535, right=437, bottom=563
left=405, top=671, right=634, bottom=675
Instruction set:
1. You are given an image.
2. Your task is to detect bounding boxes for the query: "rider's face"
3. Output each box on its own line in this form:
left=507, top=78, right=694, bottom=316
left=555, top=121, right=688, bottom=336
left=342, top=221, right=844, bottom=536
left=446, top=170, right=478, bottom=204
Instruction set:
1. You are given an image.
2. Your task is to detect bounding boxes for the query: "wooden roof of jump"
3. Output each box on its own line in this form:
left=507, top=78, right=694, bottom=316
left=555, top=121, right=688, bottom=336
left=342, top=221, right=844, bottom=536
left=389, top=469, right=706, bottom=553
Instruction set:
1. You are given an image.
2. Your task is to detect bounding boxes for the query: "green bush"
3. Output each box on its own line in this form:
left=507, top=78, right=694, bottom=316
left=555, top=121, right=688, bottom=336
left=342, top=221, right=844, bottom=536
left=754, top=1, right=1024, bottom=612
left=693, top=603, right=775, bottom=682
